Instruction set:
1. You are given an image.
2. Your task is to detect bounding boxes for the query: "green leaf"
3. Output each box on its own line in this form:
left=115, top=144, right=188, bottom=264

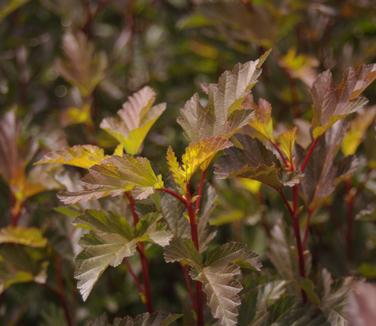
left=59, top=155, right=164, bottom=204
left=298, top=278, right=320, bottom=305
left=0, top=226, right=47, bottom=248
left=36, top=145, right=106, bottom=169
left=74, top=210, right=171, bottom=301
left=167, top=137, right=232, bottom=191
left=0, top=245, right=48, bottom=293
left=177, top=52, right=270, bottom=142
left=100, top=86, right=166, bottom=155
left=205, top=242, right=262, bottom=271
left=54, top=206, right=82, bottom=219
left=163, top=238, right=202, bottom=269
left=311, top=64, right=376, bottom=139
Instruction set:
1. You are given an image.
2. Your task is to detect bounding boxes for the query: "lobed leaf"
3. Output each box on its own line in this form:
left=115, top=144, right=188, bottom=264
left=216, top=135, right=300, bottom=190
left=167, top=137, right=232, bottom=191
left=59, top=155, right=164, bottom=204
left=297, top=121, right=355, bottom=209
left=163, top=238, right=202, bottom=269
left=311, top=64, right=376, bottom=139
left=100, top=86, right=166, bottom=155
left=195, top=264, right=242, bottom=326
left=74, top=210, right=170, bottom=301
left=37, top=145, right=106, bottom=169
left=205, top=242, right=262, bottom=271
left=177, top=52, right=270, bottom=142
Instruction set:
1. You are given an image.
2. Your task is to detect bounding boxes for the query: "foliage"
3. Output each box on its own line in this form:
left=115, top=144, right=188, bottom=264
left=0, top=0, right=375, bottom=325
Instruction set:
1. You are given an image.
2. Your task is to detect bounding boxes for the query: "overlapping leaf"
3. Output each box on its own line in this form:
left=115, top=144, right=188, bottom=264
left=74, top=210, right=171, bottom=301
left=164, top=239, right=261, bottom=326
left=177, top=52, right=270, bottom=142
left=167, top=137, right=232, bottom=191
left=247, top=99, right=297, bottom=165
left=215, top=135, right=300, bottom=190
left=100, top=86, right=166, bottom=155
left=37, top=145, right=106, bottom=169
left=297, top=121, right=355, bottom=209
left=311, top=64, right=376, bottom=139
left=59, top=155, right=164, bottom=204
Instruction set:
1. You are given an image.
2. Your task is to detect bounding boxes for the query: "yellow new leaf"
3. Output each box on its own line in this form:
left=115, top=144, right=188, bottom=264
left=36, top=145, right=106, bottom=169
left=341, top=107, right=376, bottom=156
left=167, top=137, right=232, bottom=191
left=277, top=128, right=297, bottom=163
left=166, top=147, right=186, bottom=191
left=237, top=178, right=261, bottom=194
left=0, top=226, right=47, bottom=248
left=248, top=98, right=274, bottom=143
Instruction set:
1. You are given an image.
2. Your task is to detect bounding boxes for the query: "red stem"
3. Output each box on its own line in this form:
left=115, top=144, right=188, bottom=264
left=271, top=141, right=289, bottom=167
left=161, top=185, right=205, bottom=325
left=301, top=138, right=318, bottom=173
left=124, top=258, right=144, bottom=294
left=125, top=192, right=153, bottom=313
left=195, top=170, right=207, bottom=213
left=277, top=140, right=307, bottom=303
left=303, top=208, right=314, bottom=250
left=185, top=187, right=204, bottom=326
left=159, top=188, right=187, bottom=206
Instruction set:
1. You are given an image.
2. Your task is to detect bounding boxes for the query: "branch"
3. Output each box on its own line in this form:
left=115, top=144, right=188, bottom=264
left=125, top=192, right=153, bottom=313
left=195, top=170, right=207, bottom=213
left=159, top=188, right=188, bottom=206
left=302, top=208, right=314, bottom=249
left=301, top=138, right=318, bottom=172
left=124, top=258, right=144, bottom=294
